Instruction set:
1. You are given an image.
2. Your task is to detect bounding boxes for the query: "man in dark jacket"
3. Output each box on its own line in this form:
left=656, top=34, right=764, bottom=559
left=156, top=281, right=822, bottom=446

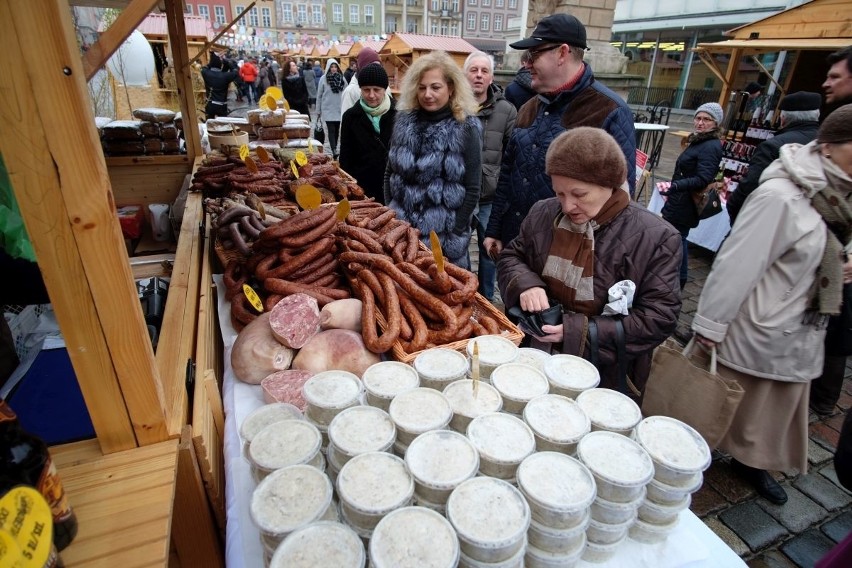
left=201, top=52, right=238, bottom=118
left=465, top=51, right=517, bottom=301
left=504, top=67, right=536, bottom=110
left=727, top=91, right=821, bottom=225
left=484, top=14, right=636, bottom=258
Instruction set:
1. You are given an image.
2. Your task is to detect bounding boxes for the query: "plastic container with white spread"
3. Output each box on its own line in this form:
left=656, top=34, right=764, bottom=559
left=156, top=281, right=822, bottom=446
left=629, top=515, right=679, bottom=544
left=447, top=476, right=531, bottom=563
left=543, top=354, right=600, bottom=398
left=527, top=511, right=589, bottom=554
left=458, top=537, right=527, bottom=568
left=413, top=348, right=469, bottom=390
left=442, top=379, right=503, bottom=432
left=239, top=402, right=303, bottom=458
left=582, top=534, right=626, bottom=563
left=466, top=412, right=536, bottom=481
left=336, top=451, right=414, bottom=532
left=405, top=429, right=480, bottom=506
left=248, top=419, right=323, bottom=480
left=577, top=431, right=654, bottom=503
left=370, top=506, right=460, bottom=568
left=645, top=473, right=703, bottom=505
left=466, top=335, right=519, bottom=380
left=388, top=387, right=453, bottom=446
left=523, top=394, right=590, bottom=455
left=633, top=416, right=712, bottom=487
left=590, top=487, right=644, bottom=525
left=586, top=516, right=633, bottom=545
left=525, top=538, right=586, bottom=568
left=302, top=370, right=364, bottom=426
left=327, top=406, right=396, bottom=467
left=250, top=465, right=333, bottom=542
left=489, top=363, right=550, bottom=415
left=269, top=521, right=365, bottom=568
left=516, top=347, right=551, bottom=372
left=517, top=451, right=597, bottom=530
left=638, top=493, right=691, bottom=525
left=575, top=388, right=642, bottom=435
left=362, top=361, right=420, bottom=410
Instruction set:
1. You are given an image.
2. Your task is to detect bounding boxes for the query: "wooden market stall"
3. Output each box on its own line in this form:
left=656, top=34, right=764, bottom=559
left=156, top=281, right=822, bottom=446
left=2, top=0, right=223, bottom=565
left=379, top=33, right=476, bottom=91
left=331, top=42, right=355, bottom=68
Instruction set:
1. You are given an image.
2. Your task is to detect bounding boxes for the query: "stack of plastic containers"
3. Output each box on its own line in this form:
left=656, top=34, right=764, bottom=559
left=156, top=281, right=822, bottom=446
left=517, top=452, right=597, bottom=567
left=362, top=361, right=420, bottom=411
left=443, top=379, right=503, bottom=432
left=370, top=507, right=460, bottom=568
left=239, top=402, right=303, bottom=459
left=466, top=335, right=519, bottom=381
left=542, top=354, right=600, bottom=398
left=326, top=406, right=397, bottom=484
left=516, top=347, right=551, bottom=372
left=404, top=430, right=480, bottom=513
left=577, top=431, right=654, bottom=562
left=576, top=389, right=642, bottom=436
left=489, top=363, right=550, bottom=416
left=631, top=416, right=711, bottom=544
left=269, top=521, right=366, bottom=568
left=388, top=387, right=453, bottom=456
left=413, top=348, right=469, bottom=390
left=302, top=371, right=365, bottom=449
left=467, top=412, right=536, bottom=482
left=247, top=419, right=325, bottom=482
left=523, top=394, right=590, bottom=455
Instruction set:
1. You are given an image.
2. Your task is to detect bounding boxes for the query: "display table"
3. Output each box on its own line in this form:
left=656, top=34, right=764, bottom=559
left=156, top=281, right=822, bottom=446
left=215, top=276, right=746, bottom=568
left=648, top=187, right=731, bottom=252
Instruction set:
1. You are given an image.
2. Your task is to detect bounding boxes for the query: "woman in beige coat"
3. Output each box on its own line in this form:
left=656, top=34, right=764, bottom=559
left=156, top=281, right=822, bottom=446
left=693, top=104, right=852, bottom=504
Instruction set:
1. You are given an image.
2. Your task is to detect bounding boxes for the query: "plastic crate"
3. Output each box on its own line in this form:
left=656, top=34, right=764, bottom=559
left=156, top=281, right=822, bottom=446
left=4, top=304, right=49, bottom=362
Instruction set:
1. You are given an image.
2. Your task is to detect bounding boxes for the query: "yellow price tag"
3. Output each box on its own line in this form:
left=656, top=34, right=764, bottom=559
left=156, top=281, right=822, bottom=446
left=430, top=230, right=445, bottom=273
left=290, top=160, right=300, bottom=178
left=0, top=486, right=55, bottom=568
left=308, top=138, right=315, bottom=153
left=281, top=98, right=291, bottom=112
left=239, top=144, right=250, bottom=161
left=245, top=155, right=259, bottom=173
left=295, top=151, right=308, bottom=167
left=336, top=198, right=351, bottom=222
left=256, top=146, right=271, bottom=163
left=266, top=86, right=283, bottom=101
left=243, top=284, right=264, bottom=313
left=259, top=94, right=278, bottom=111
left=295, top=185, right=322, bottom=211
left=471, top=341, right=480, bottom=399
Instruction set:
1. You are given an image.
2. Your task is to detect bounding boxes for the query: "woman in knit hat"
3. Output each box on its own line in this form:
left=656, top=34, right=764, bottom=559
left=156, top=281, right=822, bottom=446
left=692, top=104, right=852, bottom=505
left=497, top=127, right=682, bottom=397
left=659, top=102, right=725, bottom=289
left=339, top=63, right=397, bottom=203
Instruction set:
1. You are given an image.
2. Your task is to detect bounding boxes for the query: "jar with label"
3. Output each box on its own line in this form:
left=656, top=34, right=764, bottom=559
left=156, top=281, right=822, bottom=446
left=0, top=479, right=64, bottom=567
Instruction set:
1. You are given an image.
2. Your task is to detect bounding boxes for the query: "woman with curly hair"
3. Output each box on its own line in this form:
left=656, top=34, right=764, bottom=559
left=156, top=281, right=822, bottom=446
left=384, top=50, right=482, bottom=269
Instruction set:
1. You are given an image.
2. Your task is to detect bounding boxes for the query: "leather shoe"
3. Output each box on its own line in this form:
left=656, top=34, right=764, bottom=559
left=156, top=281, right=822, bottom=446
left=731, top=460, right=787, bottom=505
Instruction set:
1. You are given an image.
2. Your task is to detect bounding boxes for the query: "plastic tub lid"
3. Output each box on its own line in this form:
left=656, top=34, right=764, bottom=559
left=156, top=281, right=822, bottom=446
left=336, top=452, right=414, bottom=515
left=388, top=388, right=453, bottom=434
left=466, top=335, right=519, bottom=365
left=577, top=431, right=654, bottom=488
left=523, top=394, right=590, bottom=444
left=543, top=354, right=600, bottom=391
left=517, top=452, right=597, bottom=512
left=447, top=477, right=530, bottom=549
left=413, top=348, right=469, bottom=380
left=516, top=347, right=551, bottom=370
left=250, top=465, right=333, bottom=536
left=576, top=388, right=642, bottom=432
left=467, top=412, right=536, bottom=465
left=634, top=416, right=712, bottom=473
left=240, top=402, right=303, bottom=443
left=370, top=507, right=459, bottom=568
left=303, top=370, right=364, bottom=409
left=328, top=406, right=396, bottom=457
left=405, top=430, right=480, bottom=490
left=490, top=363, right=550, bottom=402
left=442, top=379, right=503, bottom=418
left=269, top=521, right=365, bottom=568
left=249, top=419, right=322, bottom=471
left=362, top=361, right=420, bottom=399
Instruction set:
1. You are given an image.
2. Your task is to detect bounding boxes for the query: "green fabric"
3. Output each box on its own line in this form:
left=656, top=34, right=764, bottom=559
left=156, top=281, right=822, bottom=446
left=359, top=92, right=391, bottom=133
left=0, top=154, right=36, bottom=262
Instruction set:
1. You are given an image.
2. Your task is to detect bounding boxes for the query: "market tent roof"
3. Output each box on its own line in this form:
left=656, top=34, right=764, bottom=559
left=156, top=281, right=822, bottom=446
left=387, top=33, right=476, bottom=54
left=466, top=38, right=508, bottom=53
left=697, top=37, right=850, bottom=54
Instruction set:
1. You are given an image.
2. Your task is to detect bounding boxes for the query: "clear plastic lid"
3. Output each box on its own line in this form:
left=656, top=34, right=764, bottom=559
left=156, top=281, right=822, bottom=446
left=370, top=507, right=459, bottom=568
left=250, top=465, right=333, bottom=536
left=466, top=412, right=536, bottom=465
left=413, top=348, right=468, bottom=380
left=523, top=394, right=590, bottom=443
left=336, top=452, right=414, bottom=515
left=516, top=347, right=551, bottom=371
left=302, top=370, right=364, bottom=409
left=576, top=388, right=642, bottom=431
left=517, top=452, right=597, bottom=512
left=543, top=354, right=600, bottom=391
left=466, top=335, right=519, bottom=366
left=388, top=388, right=453, bottom=434
left=577, top=431, right=654, bottom=488
left=405, top=430, right=480, bottom=490
left=447, top=477, right=530, bottom=547
left=442, top=379, right=503, bottom=418
left=362, top=361, right=420, bottom=399
left=270, top=521, right=365, bottom=568
left=490, top=363, right=550, bottom=402
left=249, top=419, right=322, bottom=471
left=634, top=416, right=712, bottom=473
left=240, top=402, right=303, bottom=443
left=328, top=406, right=396, bottom=456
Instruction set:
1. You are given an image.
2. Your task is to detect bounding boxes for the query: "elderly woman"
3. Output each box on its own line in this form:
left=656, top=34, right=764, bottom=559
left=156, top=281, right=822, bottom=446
left=692, top=104, right=852, bottom=505
left=339, top=64, right=396, bottom=203
left=316, top=59, right=348, bottom=159
left=498, top=127, right=682, bottom=395
left=660, top=102, right=724, bottom=289
left=384, top=51, right=482, bottom=269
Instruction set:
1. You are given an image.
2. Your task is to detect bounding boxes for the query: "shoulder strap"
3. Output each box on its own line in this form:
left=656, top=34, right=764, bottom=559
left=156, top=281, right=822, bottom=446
left=615, top=318, right=627, bottom=394
left=588, top=318, right=599, bottom=368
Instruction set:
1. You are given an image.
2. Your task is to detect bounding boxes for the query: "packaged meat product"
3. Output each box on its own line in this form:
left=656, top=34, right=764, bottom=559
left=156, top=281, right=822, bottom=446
left=282, top=124, right=310, bottom=139
left=262, top=370, right=314, bottom=409
left=269, top=294, right=321, bottom=349
left=140, top=121, right=160, bottom=137
left=231, top=312, right=296, bottom=384
left=259, top=110, right=286, bottom=127
left=247, top=109, right=264, bottom=125
left=102, top=120, right=144, bottom=140
left=160, top=123, right=179, bottom=140
left=95, top=116, right=112, bottom=134
left=249, top=141, right=283, bottom=150
left=292, top=329, right=380, bottom=378
left=258, top=126, right=286, bottom=141
left=102, top=140, right=145, bottom=156
left=174, top=112, right=183, bottom=132
left=132, top=107, right=177, bottom=123
left=162, top=139, right=181, bottom=154
left=143, top=137, right=164, bottom=154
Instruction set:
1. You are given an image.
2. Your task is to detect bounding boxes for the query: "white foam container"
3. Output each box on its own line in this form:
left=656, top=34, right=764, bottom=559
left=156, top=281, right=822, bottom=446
left=466, top=335, right=519, bottom=380
left=248, top=419, right=322, bottom=476
left=370, top=506, right=460, bottom=568
left=240, top=402, right=303, bottom=458
left=543, top=354, right=600, bottom=398
left=250, top=465, right=333, bottom=540
left=582, top=534, right=627, bottom=563
left=590, top=488, right=644, bottom=525
left=303, top=370, right=364, bottom=426
left=516, top=347, right=551, bottom=372
left=414, top=348, right=469, bottom=390
left=458, top=536, right=527, bottom=568
left=638, top=494, right=691, bottom=525
left=577, top=431, right=654, bottom=503
left=645, top=473, right=703, bottom=505
left=336, top=452, right=414, bottom=532
left=328, top=406, right=396, bottom=466
left=527, top=511, right=589, bottom=554
left=466, top=412, right=536, bottom=481
left=629, top=515, right=679, bottom=544
left=523, top=394, right=590, bottom=455
left=575, top=388, right=642, bottom=435
left=489, top=363, right=550, bottom=415
left=362, top=361, right=420, bottom=410
left=525, top=538, right=586, bottom=568
left=633, top=416, right=712, bottom=486
left=517, top=452, right=597, bottom=529
left=442, top=379, right=503, bottom=432
left=405, top=430, right=480, bottom=505
left=269, top=521, right=365, bottom=568
left=388, top=387, right=453, bottom=446
left=586, top=516, right=633, bottom=545
left=447, top=477, right=531, bottom=563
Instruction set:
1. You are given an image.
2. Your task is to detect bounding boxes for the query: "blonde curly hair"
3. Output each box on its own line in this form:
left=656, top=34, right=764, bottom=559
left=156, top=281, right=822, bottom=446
left=397, top=51, right=478, bottom=122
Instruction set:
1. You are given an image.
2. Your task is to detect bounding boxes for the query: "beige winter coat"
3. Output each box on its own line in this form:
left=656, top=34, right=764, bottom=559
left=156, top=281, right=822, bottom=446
left=692, top=142, right=829, bottom=382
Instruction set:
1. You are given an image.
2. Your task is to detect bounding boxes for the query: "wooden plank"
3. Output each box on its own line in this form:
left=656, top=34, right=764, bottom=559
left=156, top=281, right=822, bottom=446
left=164, top=0, right=202, bottom=159
left=2, top=0, right=173, bottom=452
left=108, top=162, right=190, bottom=206
left=717, top=47, right=743, bottom=108
left=730, top=0, right=852, bottom=40
left=130, top=253, right=176, bottom=280
left=82, top=0, right=161, bottom=81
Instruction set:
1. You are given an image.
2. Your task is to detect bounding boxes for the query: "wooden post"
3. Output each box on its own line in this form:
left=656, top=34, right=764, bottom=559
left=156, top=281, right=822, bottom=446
left=164, top=0, right=202, bottom=159
left=717, top=47, right=743, bottom=107
left=0, top=0, right=170, bottom=451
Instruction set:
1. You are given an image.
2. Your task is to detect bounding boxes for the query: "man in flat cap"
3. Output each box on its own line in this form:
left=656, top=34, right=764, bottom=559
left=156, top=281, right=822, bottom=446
left=483, top=14, right=636, bottom=260
left=727, top=91, right=822, bottom=225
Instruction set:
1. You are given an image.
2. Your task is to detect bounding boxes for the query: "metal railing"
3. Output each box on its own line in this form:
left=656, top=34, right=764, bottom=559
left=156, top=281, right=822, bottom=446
left=627, top=87, right=721, bottom=111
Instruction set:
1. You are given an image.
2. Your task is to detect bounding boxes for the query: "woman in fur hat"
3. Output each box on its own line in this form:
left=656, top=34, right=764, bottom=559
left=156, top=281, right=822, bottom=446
left=383, top=51, right=482, bottom=269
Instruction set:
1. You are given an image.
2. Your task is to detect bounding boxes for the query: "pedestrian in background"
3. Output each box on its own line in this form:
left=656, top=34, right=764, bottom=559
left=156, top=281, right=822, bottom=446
left=281, top=60, right=311, bottom=117
left=316, top=58, right=348, bottom=159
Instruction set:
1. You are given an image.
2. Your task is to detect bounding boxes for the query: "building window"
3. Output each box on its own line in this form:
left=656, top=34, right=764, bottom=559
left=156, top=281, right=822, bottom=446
left=450, top=23, right=458, bottom=35
left=494, top=13, right=503, bottom=31
left=312, top=5, right=323, bottom=24
left=364, top=5, right=374, bottom=25
left=468, top=0, right=476, bottom=5
left=440, top=22, right=448, bottom=35
left=431, top=0, right=439, bottom=10
left=333, top=3, right=343, bottom=23
left=198, top=5, right=209, bottom=20
left=508, top=0, right=516, bottom=7
left=430, top=20, right=438, bottom=34
left=467, top=12, right=476, bottom=30
left=496, top=0, right=503, bottom=6
left=214, top=6, right=226, bottom=24
left=407, top=0, right=419, bottom=6
left=248, top=7, right=259, bottom=26
left=452, top=0, right=459, bottom=11
left=261, top=7, right=271, bottom=27
left=282, top=3, right=293, bottom=23
left=386, top=15, right=397, bottom=33
left=349, top=4, right=359, bottom=24
left=482, top=0, right=490, bottom=6
left=481, top=13, right=489, bottom=31
left=407, top=17, right=418, bottom=33
left=185, top=4, right=193, bottom=14
left=297, top=4, right=307, bottom=24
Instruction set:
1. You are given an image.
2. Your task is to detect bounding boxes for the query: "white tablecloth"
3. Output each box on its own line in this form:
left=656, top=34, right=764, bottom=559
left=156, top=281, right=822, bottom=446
left=648, top=187, right=731, bottom=253
left=215, top=275, right=745, bottom=568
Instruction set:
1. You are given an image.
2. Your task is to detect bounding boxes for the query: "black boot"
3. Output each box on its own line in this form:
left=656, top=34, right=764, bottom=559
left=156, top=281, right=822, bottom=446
left=731, top=459, right=788, bottom=505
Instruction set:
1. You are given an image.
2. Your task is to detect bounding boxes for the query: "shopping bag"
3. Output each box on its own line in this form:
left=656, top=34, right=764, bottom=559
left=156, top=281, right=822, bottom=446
left=641, top=338, right=744, bottom=449
left=692, top=182, right=723, bottom=220
left=313, top=123, right=325, bottom=144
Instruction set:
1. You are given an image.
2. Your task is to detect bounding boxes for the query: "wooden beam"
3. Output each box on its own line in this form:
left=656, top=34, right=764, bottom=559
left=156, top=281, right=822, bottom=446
left=751, top=55, right=786, bottom=97
left=164, top=0, right=202, bottom=158
left=716, top=47, right=743, bottom=107
left=1, top=0, right=169, bottom=451
left=186, top=1, right=257, bottom=68
left=82, top=0, right=161, bottom=82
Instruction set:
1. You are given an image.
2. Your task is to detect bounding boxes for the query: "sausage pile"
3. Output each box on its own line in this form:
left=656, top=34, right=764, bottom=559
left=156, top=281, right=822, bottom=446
left=205, top=196, right=293, bottom=257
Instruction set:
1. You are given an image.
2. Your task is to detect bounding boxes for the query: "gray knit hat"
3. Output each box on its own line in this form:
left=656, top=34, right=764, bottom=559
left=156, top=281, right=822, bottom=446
left=818, top=104, right=852, bottom=144
left=695, top=102, right=723, bottom=125
left=545, top=127, right=627, bottom=189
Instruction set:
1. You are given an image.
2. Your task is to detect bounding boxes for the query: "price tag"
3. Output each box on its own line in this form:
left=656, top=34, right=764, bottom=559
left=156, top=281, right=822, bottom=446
left=430, top=230, right=445, bottom=273
left=245, top=155, right=258, bottom=173
left=255, top=146, right=271, bottom=163
left=308, top=138, right=315, bottom=153
left=290, top=160, right=300, bottom=178
left=471, top=341, right=480, bottom=398
left=336, top=198, right=351, bottom=222
left=266, top=86, right=283, bottom=101
left=239, top=144, right=249, bottom=161
left=0, top=486, right=54, bottom=568
left=294, top=151, right=308, bottom=167
left=295, top=185, right=322, bottom=211
left=243, top=284, right=264, bottom=313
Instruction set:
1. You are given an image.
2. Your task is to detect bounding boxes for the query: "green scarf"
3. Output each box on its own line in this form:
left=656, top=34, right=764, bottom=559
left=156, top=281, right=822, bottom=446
left=359, top=93, right=391, bottom=133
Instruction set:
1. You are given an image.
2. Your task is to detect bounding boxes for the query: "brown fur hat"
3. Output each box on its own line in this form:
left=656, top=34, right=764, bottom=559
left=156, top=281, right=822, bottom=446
left=545, top=127, right=627, bottom=189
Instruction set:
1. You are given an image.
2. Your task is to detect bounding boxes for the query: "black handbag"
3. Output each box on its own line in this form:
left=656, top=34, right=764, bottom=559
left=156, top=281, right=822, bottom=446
left=826, top=283, right=852, bottom=357
left=692, top=181, right=723, bottom=220
left=312, top=122, right=325, bottom=144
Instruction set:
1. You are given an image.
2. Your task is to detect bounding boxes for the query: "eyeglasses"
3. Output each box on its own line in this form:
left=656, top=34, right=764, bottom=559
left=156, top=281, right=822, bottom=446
left=693, top=116, right=716, bottom=123
left=522, top=44, right=563, bottom=65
